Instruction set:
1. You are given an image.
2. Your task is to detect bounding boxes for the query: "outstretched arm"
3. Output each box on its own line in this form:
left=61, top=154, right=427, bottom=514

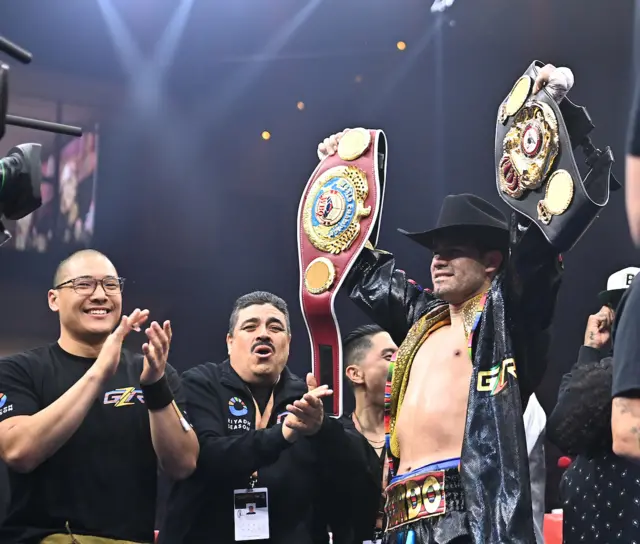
left=547, top=306, right=614, bottom=454
left=317, top=129, right=441, bottom=343
left=0, top=311, right=148, bottom=473
left=345, top=247, right=440, bottom=346
left=505, top=64, right=573, bottom=399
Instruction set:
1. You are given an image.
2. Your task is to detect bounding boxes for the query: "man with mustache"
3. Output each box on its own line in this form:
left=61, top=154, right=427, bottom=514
left=317, top=64, right=573, bottom=543
left=0, top=249, right=198, bottom=543
left=160, top=291, right=360, bottom=544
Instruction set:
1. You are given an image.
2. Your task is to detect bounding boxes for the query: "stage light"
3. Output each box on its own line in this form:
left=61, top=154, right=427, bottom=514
left=297, top=101, right=305, bottom=110
left=354, top=75, right=363, bottom=83
left=261, top=131, right=271, bottom=140
left=431, top=0, right=455, bottom=13
left=396, top=41, right=406, bottom=51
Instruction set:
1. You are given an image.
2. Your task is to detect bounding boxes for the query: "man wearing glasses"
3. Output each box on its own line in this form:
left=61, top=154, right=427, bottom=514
left=0, top=249, right=198, bottom=544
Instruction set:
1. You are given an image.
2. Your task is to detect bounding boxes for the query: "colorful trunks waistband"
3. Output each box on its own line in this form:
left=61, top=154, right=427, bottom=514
left=384, top=459, right=465, bottom=532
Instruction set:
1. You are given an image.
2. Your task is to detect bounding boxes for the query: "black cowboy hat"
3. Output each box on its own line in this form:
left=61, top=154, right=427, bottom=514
left=597, top=267, right=640, bottom=308
left=398, top=193, right=509, bottom=251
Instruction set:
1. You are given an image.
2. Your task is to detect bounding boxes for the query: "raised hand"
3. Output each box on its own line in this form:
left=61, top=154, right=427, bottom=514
left=532, top=63, right=575, bottom=104
left=140, top=320, right=172, bottom=386
left=317, top=128, right=351, bottom=159
left=584, top=305, right=615, bottom=350
left=94, top=308, right=150, bottom=381
left=283, top=373, right=333, bottom=437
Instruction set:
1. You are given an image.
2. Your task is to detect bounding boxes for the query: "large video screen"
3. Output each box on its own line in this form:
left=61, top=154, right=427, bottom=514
left=0, top=98, right=100, bottom=253
left=57, top=129, right=99, bottom=246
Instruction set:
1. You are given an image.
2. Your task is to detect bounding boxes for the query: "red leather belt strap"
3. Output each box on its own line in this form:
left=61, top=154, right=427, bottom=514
left=297, top=128, right=387, bottom=416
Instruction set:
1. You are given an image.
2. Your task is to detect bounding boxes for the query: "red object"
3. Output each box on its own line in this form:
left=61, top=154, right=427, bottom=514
left=558, top=456, right=573, bottom=469
left=298, top=129, right=385, bottom=416
left=544, top=513, right=563, bottom=544
left=154, top=530, right=158, bottom=543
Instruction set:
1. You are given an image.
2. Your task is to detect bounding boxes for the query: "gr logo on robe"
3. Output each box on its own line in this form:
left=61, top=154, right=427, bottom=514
left=104, top=387, right=145, bottom=407
left=229, top=397, right=248, bottom=417
left=476, top=358, right=517, bottom=396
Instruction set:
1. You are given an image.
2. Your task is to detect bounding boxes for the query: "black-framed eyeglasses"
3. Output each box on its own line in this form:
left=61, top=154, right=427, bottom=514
left=54, top=275, right=125, bottom=296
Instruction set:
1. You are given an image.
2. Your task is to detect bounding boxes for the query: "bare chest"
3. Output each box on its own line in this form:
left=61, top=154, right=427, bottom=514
left=402, top=325, right=472, bottom=404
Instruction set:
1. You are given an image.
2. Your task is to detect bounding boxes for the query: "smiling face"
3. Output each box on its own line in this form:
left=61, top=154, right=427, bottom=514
left=48, top=252, right=122, bottom=344
left=226, top=303, right=291, bottom=386
left=430, top=236, right=503, bottom=305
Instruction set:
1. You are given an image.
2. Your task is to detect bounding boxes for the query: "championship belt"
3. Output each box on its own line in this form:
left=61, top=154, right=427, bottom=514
left=495, top=60, right=621, bottom=252
left=297, top=128, right=387, bottom=416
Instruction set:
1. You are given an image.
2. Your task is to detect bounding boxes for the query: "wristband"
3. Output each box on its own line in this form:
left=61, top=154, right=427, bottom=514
left=141, top=375, right=174, bottom=411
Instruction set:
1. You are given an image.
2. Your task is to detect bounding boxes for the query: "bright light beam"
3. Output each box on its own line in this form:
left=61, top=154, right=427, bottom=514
left=191, top=0, right=324, bottom=136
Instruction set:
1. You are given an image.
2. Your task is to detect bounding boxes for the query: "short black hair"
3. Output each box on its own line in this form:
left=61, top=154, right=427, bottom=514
left=343, top=324, right=384, bottom=366
left=228, top=291, right=290, bottom=335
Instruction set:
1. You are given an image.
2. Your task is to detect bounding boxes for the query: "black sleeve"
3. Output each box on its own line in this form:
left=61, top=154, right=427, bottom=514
left=312, top=416, right=378, bottom=480
left=506, top=217, right=563, bottom=399
left=346, top=247, right=442, bottom=345
left=312, top=418, right=380, bottom=542
left=613, top=276, right=640, bottom=397
left=0, top=356, right=40, bottom=423
left=629, top=75, right=640, bottom=157
left=546, top=348, right=613, bottom=455
left=558, top=346, right=601, bottom=396
left=182, top=367, right=291, bottom=482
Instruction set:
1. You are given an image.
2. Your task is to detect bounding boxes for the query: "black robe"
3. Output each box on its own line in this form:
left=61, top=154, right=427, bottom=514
left=345, top=214, right=562, bottom=544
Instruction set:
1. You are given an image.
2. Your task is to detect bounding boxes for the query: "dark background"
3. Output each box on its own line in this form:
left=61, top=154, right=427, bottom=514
left=0, top=0, right=637, bottom=522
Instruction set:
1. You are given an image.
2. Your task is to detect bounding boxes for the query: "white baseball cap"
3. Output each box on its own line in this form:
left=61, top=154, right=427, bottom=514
left=598, top=267, right=640, bottom=306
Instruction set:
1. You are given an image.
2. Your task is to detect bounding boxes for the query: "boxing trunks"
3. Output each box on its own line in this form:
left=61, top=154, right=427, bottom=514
left=384, top=459, right=470, bottom=544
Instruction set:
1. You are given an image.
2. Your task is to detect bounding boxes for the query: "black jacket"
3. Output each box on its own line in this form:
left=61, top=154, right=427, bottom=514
left=159, top=360, right=359, bottom=544
left=546, top=342, right=640, bottom=542
left=547, top=345, right=613, bottom=455
left=346, top=215, right=562, bottom=544
left=319, top=414, right=384, bottom=544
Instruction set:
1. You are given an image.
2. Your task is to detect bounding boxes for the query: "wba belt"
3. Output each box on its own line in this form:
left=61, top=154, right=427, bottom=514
left=384, top=466, right=465, bottom=532
left=297, top=128, right=387, bottom=416
left=495, top=60, right=620, bottom=252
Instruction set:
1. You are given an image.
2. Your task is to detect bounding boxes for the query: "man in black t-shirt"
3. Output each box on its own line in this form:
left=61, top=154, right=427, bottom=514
left=159, top=291, right=367, bottom=544
left=611, top=273, right=640, bottom=461
left=0, top=249, right=199, bottom=543
left=328, top=325, right=397, bottom=544
left=610, top=78, right=640, bottom=462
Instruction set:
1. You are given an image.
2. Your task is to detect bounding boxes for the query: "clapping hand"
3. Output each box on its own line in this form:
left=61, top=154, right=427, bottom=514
left=95, top=309, right=150, bottom=381
left=283, top=374, right=333, bottom=437
left=140, top=320, right=172, bottom=386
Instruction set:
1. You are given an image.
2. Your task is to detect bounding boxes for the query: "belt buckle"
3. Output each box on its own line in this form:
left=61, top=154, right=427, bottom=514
left=384, top=469, right=447, bottom=531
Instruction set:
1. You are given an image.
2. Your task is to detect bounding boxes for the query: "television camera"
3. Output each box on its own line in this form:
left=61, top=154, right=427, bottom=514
left=0, top=35, right=83, bottom=246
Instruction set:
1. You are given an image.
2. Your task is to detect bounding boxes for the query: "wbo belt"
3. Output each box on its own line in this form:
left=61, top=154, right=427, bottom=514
left=495, top=60, right=620, bottom=253
left=384, top=464, right=465, bottom=532
left=297, top=128, right=387, bottom=416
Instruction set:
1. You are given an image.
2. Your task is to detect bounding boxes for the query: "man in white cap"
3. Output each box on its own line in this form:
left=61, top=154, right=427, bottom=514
left=548, top=267, right=640, bottom=543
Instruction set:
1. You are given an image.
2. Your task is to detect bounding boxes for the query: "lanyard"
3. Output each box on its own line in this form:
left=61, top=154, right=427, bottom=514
left=249, top=392, right=275, bottom=488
